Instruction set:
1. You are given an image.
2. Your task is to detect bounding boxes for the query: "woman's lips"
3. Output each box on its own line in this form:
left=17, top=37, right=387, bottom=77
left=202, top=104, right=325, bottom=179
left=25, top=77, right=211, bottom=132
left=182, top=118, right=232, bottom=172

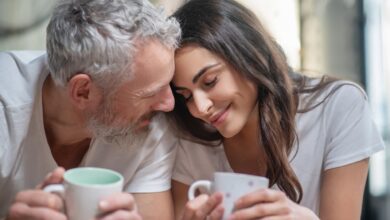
left=210, top=104, right=230, bottom=126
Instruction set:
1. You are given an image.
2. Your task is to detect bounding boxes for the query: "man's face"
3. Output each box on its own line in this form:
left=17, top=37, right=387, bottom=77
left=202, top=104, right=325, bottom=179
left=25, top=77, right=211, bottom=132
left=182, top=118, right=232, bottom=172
left=87, top=39, right=175, bottom=139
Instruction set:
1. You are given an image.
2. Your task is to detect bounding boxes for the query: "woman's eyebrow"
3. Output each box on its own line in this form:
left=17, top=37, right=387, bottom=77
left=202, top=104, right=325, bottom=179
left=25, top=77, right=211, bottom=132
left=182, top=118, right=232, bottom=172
left=192, top=63, right=220, bottom=83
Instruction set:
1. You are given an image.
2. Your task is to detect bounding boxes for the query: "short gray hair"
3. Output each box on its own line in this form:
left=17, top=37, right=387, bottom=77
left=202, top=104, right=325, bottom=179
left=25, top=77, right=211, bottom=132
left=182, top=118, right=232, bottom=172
left=46, top=0, right=181, bottom=88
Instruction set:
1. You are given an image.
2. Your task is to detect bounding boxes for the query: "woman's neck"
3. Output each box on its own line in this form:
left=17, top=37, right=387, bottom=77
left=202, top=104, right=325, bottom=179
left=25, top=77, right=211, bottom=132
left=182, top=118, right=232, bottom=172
left=223, top=103, right=267, bottom=176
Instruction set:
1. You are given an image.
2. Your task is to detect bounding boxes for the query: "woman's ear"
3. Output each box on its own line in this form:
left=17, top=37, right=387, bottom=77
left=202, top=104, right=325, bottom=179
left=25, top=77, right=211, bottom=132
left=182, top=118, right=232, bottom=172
left=67, top=74, right=101, bottom=110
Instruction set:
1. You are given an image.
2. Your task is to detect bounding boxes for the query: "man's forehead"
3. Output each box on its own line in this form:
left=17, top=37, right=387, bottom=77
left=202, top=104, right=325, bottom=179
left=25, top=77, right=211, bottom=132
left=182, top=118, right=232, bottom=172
left=132, top=38, right=174, bottom=65
left=120, top=70, right=169, bottom=97
left=119, top=39, right=174, bottom=94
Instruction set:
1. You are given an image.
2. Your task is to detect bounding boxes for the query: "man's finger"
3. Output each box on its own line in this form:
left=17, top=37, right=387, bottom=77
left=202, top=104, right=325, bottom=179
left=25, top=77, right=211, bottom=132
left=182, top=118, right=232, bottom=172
left=99, top=192, right=137, bottom=213
left=97, top=209, right=142, bottom=220
left=14, top=190, right=64, bottom=211
left=8, top=202, right=66, bottom=220
left=36, top=167, right=65, bottom=189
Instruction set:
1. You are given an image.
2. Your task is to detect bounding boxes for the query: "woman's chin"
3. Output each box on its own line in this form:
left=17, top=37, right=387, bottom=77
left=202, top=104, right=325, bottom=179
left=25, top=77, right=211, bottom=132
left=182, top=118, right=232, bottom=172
left=218, top=127, right=239, bottom=139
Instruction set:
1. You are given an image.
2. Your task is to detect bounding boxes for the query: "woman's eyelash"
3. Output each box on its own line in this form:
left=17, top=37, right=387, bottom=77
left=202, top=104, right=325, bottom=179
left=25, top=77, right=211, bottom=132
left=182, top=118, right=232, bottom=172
left=204, top=77, right=217, bottom=86
left=176, top=76, right=218, bottom=102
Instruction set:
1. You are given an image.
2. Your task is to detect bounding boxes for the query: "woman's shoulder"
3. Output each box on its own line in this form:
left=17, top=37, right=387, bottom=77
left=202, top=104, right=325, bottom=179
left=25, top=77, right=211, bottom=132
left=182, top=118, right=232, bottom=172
left=323, top=79, right=366, bottom=96
left=299, top=78, right=368, bottom=110
left=173, top=139, right=225, bottom=184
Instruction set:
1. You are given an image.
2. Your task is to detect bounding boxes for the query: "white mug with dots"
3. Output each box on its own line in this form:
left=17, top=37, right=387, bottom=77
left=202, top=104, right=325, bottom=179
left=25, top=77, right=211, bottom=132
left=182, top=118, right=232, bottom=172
left=188, top=172, right=269, bottom=220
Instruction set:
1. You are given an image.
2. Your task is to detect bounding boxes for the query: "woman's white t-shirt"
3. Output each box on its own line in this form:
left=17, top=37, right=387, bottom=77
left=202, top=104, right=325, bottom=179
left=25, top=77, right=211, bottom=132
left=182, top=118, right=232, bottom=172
left=173, top=80, right=385, bottom=214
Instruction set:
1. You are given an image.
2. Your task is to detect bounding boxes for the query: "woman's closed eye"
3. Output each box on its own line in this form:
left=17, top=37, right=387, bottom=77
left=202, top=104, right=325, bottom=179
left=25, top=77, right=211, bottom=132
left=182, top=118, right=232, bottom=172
left=173, top=75, right=218, bottom=102
left=204, top=76, right=218, bottom=87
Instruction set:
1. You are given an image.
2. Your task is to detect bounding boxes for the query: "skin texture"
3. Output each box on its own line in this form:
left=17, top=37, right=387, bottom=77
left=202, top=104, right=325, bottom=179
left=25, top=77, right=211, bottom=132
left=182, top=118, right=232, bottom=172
left=6, top=39, right=176, bottom=220
left=171, top=45, right=369, bottom=220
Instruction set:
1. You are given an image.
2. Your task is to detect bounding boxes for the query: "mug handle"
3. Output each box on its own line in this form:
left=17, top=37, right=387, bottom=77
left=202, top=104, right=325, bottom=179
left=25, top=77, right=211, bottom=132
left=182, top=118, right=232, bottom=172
left=188, top=180, right=212, bottom=200
left=43, top=184, right=65, bottom=198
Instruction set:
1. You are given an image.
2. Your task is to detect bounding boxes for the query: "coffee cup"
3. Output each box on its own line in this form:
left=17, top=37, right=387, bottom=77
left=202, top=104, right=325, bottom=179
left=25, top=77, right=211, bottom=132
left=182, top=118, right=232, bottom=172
left=44, top=167, right=124, bottom=220
left=188, top=172, right=269, bottom=219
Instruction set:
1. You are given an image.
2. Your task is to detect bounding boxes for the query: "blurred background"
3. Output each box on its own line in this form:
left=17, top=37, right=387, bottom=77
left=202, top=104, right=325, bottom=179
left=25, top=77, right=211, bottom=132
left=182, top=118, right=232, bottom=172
left=0, top=0, right=388, bottom=219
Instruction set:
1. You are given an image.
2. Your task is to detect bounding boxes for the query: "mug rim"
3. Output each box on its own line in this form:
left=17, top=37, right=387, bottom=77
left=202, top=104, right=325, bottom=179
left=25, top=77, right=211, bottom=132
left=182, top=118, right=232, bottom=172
left=214, top=172, right=269, bottom=182
left=64, top=167, right=124, bottom=188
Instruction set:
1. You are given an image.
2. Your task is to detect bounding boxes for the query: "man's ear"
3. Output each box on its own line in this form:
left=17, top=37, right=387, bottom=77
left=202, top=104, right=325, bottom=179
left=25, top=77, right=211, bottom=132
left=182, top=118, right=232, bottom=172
left=67, top=74, right=99, bottom=109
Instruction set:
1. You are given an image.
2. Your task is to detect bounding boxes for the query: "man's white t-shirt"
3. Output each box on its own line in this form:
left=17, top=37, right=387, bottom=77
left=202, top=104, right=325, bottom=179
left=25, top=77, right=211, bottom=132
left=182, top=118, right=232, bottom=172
left=173, top=80, right=385, bottom=214
left=0, top=51, right=177, bottom=217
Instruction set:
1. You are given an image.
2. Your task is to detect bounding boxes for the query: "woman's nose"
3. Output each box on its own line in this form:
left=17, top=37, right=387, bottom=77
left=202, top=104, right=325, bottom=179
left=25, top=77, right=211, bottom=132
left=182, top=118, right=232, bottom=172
left=192, top=91, right=212, bottom=117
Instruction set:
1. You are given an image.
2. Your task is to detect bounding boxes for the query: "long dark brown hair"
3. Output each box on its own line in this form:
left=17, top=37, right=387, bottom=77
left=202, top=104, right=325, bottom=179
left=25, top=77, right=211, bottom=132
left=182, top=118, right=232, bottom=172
left=170, top=0, right=338, bottom=203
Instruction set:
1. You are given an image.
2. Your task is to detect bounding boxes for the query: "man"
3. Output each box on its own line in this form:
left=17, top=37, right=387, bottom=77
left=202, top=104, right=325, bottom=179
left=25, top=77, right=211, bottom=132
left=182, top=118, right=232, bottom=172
left=0, top=0, right=181, bottom=219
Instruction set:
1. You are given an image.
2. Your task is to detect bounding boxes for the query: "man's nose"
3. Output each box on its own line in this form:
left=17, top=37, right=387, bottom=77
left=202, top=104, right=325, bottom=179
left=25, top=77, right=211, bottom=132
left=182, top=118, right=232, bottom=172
left=152, top=86, right=175, bottom=112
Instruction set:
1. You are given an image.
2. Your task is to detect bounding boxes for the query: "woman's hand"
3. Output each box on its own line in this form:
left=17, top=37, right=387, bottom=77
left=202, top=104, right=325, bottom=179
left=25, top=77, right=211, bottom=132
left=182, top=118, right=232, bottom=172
left=228, top=189, right=318, bottom=220
left=181, top=192, right=224, bottom=220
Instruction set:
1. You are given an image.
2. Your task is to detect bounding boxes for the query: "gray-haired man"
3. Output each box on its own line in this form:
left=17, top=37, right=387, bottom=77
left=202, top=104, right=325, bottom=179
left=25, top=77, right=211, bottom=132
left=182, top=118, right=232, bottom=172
left=0, top=0, right=180, bottom=219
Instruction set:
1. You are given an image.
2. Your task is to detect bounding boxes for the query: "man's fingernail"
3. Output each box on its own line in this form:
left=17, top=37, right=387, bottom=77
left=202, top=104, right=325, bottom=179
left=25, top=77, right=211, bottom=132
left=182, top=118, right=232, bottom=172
left=99, top=201, right=108, bottom=209
left=45, top=172, right=52, bottom=179
left=47, top=196, right=57, bottom=209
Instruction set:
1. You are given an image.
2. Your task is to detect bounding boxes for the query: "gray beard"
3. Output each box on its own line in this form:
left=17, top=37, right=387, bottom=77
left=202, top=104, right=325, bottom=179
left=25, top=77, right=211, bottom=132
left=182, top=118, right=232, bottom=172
left=87, top=117, right=150, bottom=147
left=85, top=95, right=150, bottom=147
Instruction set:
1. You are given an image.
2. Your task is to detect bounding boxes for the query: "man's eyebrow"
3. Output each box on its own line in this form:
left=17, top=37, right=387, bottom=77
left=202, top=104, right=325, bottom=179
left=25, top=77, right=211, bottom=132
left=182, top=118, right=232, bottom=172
left=137, top=84, right=164, bottom=97
left=192, top=63, right=220, bottom=83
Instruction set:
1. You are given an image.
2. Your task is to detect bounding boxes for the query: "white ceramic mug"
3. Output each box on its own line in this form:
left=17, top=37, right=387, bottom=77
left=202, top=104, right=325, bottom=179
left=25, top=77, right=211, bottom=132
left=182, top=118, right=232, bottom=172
left=188, top=172, right=269, bottom=220
left=44, top=167, right=124, bottom=220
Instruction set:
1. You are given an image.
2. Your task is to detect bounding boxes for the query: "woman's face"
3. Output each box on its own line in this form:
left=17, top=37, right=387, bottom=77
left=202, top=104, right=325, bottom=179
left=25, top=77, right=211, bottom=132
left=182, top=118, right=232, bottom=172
left=172, top=45, right=258, bottom=138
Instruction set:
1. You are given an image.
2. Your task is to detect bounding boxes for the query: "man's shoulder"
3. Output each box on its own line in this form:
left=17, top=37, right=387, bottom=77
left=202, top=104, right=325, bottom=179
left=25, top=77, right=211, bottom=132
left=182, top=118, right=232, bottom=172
left=0, top=51, right=46, bottom=73
left=0, top=51, right=47, bottom=107
left=0, top=51, right=46, bottom=64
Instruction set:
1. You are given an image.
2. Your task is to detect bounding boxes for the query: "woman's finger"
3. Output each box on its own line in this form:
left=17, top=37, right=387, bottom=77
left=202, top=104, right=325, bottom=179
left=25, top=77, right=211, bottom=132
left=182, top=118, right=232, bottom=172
left=182, top=194, right=209, bottom=220
left=234, top=189, right=286, bottom=210
left=195, top=192, right=223, bottom=219
left=230, top=199, right=291, bottom=219
left=208, top=204, right=224, bottom=220
left=256, top=215, right=293, bottom=220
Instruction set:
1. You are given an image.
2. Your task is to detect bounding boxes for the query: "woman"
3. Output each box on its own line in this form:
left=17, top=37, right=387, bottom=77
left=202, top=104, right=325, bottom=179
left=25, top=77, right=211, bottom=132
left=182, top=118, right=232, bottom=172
left=169, top=0, right=384, bottom=219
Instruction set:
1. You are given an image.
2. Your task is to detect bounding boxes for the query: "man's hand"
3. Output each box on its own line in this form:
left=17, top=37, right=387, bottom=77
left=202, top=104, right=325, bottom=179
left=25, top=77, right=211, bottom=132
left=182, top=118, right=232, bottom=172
left=97, top=192, right=142, bottom=220
left=6, top=167, right=67, bottom=220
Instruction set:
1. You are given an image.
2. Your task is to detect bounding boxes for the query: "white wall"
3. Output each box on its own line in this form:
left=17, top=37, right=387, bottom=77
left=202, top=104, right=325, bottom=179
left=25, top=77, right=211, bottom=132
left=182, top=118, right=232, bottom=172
left=236, top=0, right=301, bottom=70
left=0, top=0, right=56, bottom=50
